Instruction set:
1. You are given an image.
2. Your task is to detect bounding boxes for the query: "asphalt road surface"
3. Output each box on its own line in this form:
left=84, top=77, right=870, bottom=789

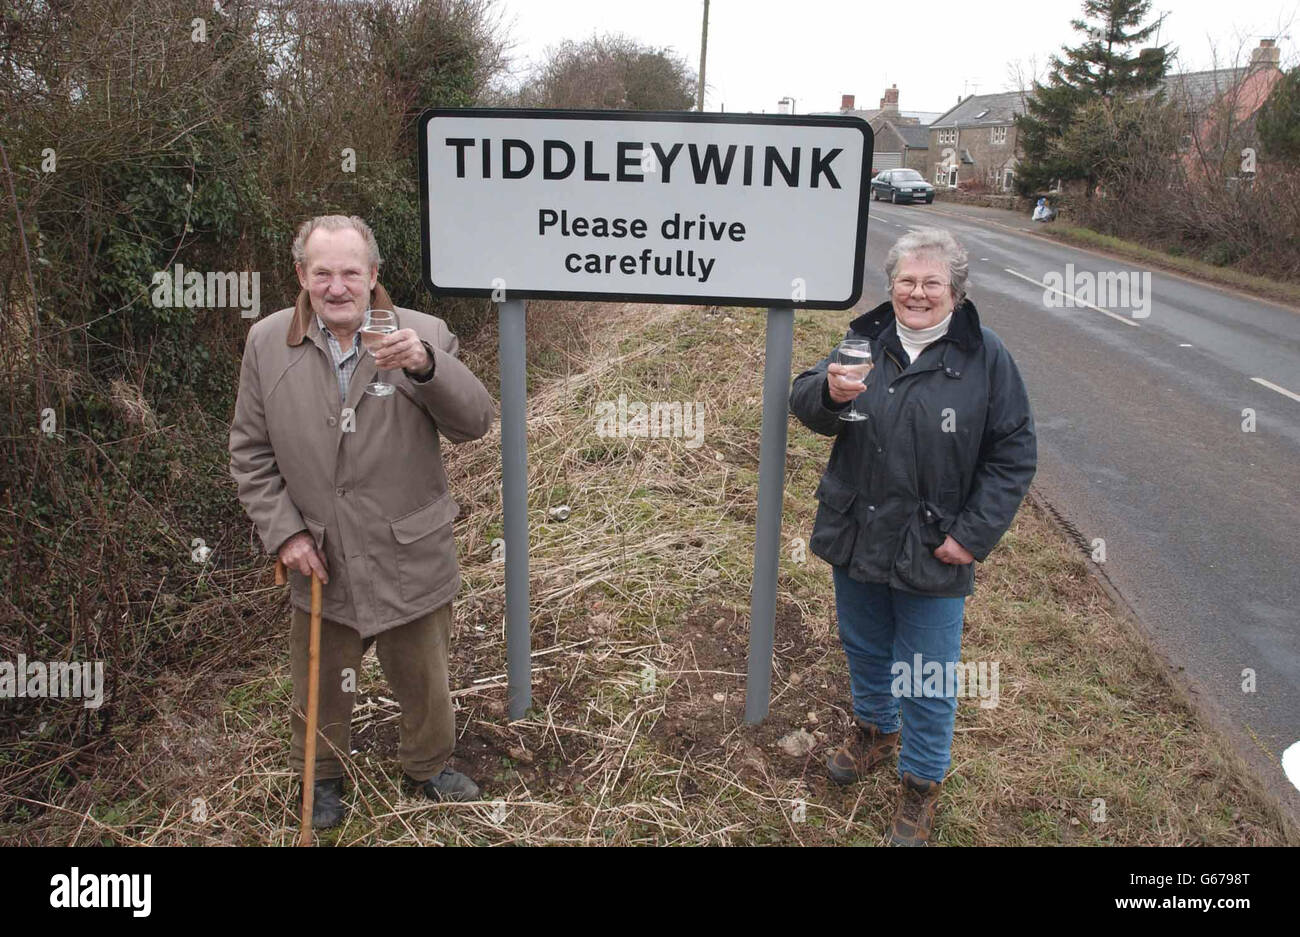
left=851, top=200, right=1300, bottom=821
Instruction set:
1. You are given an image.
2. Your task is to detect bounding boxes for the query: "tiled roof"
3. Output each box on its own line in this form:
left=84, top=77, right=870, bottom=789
left=809, top=108, right=882, bottom=122
left=929, top=91, right=1027, bottom=128
left=913, top=63, right=1272, bottom=134
left=1158, top=67, right=1248, bottom=110
left=810, top=108, right=944, bottom=125
left=893, top=123, right=931, bottom=148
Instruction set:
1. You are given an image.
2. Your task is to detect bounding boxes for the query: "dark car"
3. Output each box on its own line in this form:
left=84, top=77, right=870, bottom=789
left=871, top=169, right=935, bottom=204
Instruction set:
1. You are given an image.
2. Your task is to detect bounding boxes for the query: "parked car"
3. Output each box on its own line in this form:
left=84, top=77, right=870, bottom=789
left=871, top=169, right=935, bottom=204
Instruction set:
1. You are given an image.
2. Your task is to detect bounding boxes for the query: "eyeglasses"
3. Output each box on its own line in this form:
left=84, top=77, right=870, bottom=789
left=893, top=277, right=950, bottom=296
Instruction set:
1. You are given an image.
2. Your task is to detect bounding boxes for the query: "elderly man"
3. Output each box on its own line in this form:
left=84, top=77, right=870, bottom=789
left=230, top=215, right=495, bottom=828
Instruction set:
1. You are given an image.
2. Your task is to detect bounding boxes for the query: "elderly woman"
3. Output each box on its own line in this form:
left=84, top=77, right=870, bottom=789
left=789, top=227, right=1036, bottom=846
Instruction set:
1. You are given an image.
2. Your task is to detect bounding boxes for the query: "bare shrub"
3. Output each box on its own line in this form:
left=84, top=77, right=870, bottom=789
left=0, top=0, right=507, bottom=818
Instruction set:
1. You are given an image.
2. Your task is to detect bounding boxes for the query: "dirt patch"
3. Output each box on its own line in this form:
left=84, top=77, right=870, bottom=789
left=649, top=599, right=851, bottom=792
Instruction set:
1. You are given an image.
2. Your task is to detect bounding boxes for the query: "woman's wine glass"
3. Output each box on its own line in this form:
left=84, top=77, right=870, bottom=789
left=835, top=339, right=873, bottom=422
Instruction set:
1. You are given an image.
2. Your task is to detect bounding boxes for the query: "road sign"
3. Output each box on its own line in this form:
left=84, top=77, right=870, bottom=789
left=417, top=108, right=873, bottom=723
left=420, top=109, right=872, bottom=309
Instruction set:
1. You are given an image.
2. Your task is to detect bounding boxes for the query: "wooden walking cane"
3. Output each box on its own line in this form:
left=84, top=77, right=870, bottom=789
left=276, top=558, right=322, bottom=847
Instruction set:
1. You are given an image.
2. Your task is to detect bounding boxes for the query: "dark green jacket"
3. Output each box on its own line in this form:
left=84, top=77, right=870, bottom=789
left=789, top=298, right=1036, bottom=596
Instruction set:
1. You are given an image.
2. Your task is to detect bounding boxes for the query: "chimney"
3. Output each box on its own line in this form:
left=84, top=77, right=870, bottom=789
left=879, top=84, right=900, bottom=116
left=841, top=94, right=855, bottom=112
left=1251, top=38, right=1281, bottom=68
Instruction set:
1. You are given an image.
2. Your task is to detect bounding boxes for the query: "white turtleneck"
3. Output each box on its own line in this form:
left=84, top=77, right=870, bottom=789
left=896, top=311, right=953, bottom=364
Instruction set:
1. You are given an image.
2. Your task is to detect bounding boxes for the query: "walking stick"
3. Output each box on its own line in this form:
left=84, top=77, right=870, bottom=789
left=276, top=559, right=322, bottom=846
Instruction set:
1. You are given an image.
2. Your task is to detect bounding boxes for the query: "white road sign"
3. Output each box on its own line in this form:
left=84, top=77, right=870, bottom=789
left=419, top=109, right=872, bottom=309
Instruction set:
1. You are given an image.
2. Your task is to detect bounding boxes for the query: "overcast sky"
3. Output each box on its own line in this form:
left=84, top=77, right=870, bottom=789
left=494, top=0, right=1297, bottom=116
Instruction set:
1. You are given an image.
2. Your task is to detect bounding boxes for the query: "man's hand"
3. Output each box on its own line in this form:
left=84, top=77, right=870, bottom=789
left=826, top=362, right=869, bottom=404
left=372, top=328, right=431, bottom=375
left=278, top=531, right=329, bottom=583
left=933, top=535, right=974, bottom=565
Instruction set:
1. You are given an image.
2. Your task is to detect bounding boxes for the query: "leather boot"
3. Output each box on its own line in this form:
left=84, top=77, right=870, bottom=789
left=405, top=766, right=481, bottom=803
left=300, top=776, right=345, bottom=830
left=826, top=719, right=899, bottom=785
left=889, top=771, right=943, bottom=846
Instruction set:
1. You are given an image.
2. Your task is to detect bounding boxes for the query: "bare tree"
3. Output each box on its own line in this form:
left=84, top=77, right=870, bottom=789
left=514, top=33, right=696, bottom=111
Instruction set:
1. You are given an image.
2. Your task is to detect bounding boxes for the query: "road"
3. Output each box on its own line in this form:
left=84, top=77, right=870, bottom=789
left=854, top=199, right=1300, bottom=820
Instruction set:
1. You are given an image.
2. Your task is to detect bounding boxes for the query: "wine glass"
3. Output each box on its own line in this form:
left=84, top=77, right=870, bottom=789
left=360, top=309, right=397, bottom=397
left=834, top=339, right=873, bottom=422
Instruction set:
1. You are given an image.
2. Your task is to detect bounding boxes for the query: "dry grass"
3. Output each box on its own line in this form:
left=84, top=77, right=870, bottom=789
left=3, top=300, right=1295, bottom=846
left=1042, top=225, right=1300, bottom=309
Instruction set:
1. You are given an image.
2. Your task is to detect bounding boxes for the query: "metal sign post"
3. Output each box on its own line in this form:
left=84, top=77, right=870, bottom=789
left=498, top=298, right=531, bottom=719
left=418, top=109, right=871, bottom=724
left=744, top=306, right=795, bottom=724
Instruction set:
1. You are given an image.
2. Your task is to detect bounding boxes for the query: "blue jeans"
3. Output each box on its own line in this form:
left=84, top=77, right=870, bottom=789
left=832, top=566, right=966, bottom=784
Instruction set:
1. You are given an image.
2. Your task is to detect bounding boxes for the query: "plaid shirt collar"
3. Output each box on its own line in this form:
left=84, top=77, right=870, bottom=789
left=316, top=313, right=363, bottom=358
left=316, top=313, right=364, bottom=402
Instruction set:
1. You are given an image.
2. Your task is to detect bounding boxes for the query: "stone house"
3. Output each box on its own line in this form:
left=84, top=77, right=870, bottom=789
left=925, top=91, right=1026, bottom=191
left=873, top=120, right=931, bottom=173
left=812, top=86, right=941, bottom=174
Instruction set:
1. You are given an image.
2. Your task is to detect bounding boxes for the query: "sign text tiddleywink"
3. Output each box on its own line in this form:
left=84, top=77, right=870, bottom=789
left=419, top=110, right=871, bottom=309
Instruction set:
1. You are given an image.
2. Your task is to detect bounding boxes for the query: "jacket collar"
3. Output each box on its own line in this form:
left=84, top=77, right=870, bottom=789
left=849, top=296, right=984, bottom=354
left=287, top=283, right=397, bottom=346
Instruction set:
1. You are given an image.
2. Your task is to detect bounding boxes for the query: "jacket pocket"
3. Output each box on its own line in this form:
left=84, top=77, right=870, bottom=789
left=892, top=501, right=970, bottom=594
left=390, top=493, right=460, bottom=603
left=292, top=513, right=341, bottom=602
left=808, top=473, right=859, bottom=568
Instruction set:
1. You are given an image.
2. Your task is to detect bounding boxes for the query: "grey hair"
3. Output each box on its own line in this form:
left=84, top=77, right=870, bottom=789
left=884, top=227, right=968, bottom=305
left=291, top=215, right=383, bottom=269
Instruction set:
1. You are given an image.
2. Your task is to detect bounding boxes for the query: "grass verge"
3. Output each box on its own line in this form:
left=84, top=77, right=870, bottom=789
left=1042, top=225, right=1300, bottom=309
left=4, top=301, right=1296, bottom=846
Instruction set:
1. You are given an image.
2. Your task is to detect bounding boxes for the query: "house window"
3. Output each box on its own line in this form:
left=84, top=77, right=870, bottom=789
left=935, top=168, right=946, bottom=185
left=937, top=128, right=957, bottom=145
left=1003, top=169, right=1015, bottom=191
left=991, top=126, right=1007, bottom=145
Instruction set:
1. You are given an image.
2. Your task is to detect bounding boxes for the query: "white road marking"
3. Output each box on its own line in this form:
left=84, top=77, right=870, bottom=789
left=1004, top=267, right=1141, bottom=328
left=981, top=257, right=990, bottom=261
left=1251, top=377, right=1300, bottom=403
left=1179, top=343, right=1192, bottom=347
left=1284, top=740, right=1300, bottom=792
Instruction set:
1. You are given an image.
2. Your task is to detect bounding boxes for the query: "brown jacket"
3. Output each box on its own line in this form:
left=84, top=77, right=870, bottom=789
left=229, top=285, right=495, bottom=636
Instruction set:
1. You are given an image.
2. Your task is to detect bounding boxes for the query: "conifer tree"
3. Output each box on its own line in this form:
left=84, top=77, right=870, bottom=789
left=1258, top=65, right=1300, bottom=165
left=1015, top=0, right=1168, bottom=194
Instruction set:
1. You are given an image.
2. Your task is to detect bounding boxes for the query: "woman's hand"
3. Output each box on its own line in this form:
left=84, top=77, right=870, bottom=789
left=826, top=362, right=869, bottom=404
left=933, top=535, right=974, bottom=565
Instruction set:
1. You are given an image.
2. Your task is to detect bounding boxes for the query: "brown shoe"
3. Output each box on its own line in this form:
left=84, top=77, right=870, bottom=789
left=889, top=771, right=943, bottom=846
left=826, top=720, right=899, bottom=785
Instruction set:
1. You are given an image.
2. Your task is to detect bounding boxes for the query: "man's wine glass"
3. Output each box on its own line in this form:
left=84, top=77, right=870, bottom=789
left=360, top=309, right=397, bottom=397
